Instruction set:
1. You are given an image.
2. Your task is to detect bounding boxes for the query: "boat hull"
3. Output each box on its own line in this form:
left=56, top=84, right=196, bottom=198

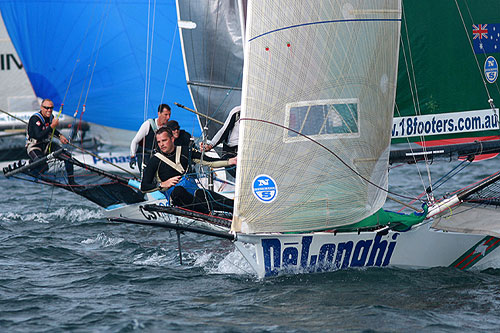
left=104, top=198, right=230, bottom=232
left=236, top=221, right=500, bottom=278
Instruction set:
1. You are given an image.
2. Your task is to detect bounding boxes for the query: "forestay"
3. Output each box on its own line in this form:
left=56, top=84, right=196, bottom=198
left=233, top=0, right=402, bottom=233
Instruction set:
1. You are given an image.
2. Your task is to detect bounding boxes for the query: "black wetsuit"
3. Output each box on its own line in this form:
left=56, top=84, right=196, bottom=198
left=141, top=146, right=233, bottom=213
left=174, top=129, right=192, bottom=146
left=26, top=111, right=62, bottom=158
left=26, top=112, right=74, bottom=182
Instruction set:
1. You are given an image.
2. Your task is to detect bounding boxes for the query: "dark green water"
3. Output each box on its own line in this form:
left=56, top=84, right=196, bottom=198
left=1, top=158, right=500, bottom=332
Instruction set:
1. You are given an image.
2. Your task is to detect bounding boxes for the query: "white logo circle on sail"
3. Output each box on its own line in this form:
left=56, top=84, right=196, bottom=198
left=252, top=175, right=278, bottom=203
left=484, top=56, right=498, bottom=83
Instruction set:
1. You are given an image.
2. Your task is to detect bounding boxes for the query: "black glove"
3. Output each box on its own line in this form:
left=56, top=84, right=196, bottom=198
left=129, top=156, right=136, bottom=169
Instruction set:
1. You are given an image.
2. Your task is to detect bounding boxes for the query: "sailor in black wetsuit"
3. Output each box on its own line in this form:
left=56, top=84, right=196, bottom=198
left=166, top=120, right=192, bottom=146
left=129, top=103, right=171, bottom=170
left=200, top=105, right=240, bottom=177
left=26, top=99, right=75, bottom=184
left=141, top=127, right=236, bottom=214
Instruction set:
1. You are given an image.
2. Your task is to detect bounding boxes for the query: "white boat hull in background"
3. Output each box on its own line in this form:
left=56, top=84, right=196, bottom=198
left=0, top=150, right=136, bottom=175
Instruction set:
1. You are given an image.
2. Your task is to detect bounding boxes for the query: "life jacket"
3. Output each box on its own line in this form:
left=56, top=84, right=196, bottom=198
left=26, top=112, right=53, bottom=153
left=137, top=118, right=159, bottom=155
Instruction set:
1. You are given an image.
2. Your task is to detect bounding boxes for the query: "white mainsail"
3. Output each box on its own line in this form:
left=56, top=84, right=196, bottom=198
left=233, top=0, right=402, bottom=233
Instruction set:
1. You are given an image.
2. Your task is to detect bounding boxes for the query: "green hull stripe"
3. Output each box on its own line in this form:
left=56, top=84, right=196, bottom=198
left=451, top=236, right=500, bottom=270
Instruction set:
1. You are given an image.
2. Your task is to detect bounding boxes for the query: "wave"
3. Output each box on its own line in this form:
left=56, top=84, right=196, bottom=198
left=81, top=232, right=124, bottom=248
left=190, top=246, right=255, bottom=276
left=0, top=207, right=103, bottom=224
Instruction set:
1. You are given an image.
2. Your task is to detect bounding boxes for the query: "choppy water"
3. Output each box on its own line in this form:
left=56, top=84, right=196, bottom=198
left=2, top=158, right=500, bottom=332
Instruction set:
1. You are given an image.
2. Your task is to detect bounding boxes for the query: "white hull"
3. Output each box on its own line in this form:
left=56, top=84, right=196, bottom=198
left=71, top=151, right=137, bottom=175
left=0, top=150, right=137, bottom=175
left=104, top=197, right=170, bottom=220
left=235, top=221, right=500, bottom=278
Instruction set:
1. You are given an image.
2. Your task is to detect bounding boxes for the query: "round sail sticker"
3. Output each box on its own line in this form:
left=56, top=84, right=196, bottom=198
left=252, top=175, right=278, bottom=203
left=484, top=56, right=498, bottom=83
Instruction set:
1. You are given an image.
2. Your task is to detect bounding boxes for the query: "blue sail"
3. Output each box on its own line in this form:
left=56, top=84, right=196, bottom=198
left=0, top=0, right=200, bottom=136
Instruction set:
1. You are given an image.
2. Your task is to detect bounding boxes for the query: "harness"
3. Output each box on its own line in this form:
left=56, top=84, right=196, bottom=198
left=138, top=119, right=159, bottom=155
left=154, top=146, right=185, bottom=174
left=148, top=118, right=158, bottom=132
left=154, top=146, right=198, bottom=203
left=26, top=112, right=53, bottom=153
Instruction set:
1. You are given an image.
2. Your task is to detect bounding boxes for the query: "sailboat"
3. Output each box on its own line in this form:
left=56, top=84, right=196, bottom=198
left=108, top=0, right=500, bottom=278
left=0, top=14, right=97, bottom=163
left=0, top=1, right=238, bottom=218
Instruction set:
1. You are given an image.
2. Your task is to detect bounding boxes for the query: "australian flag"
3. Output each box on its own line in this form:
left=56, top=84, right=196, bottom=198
left=473, top=23, right=500, bottom=54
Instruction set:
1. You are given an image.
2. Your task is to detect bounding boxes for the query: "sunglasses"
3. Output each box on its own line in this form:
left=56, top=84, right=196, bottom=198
left=42, top=105, right=54, bottom=110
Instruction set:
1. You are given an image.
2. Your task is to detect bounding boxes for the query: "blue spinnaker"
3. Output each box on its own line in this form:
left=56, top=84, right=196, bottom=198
left=0, top=0, right=199, bottom=135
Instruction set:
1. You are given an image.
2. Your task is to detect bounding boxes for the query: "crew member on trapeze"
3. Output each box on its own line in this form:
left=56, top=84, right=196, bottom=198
left=141, top=127, right=237, bottom=214
left=25, top=98, right=75, bottom=185
left=129, top=103, right=171, bottom=170
left=199, top=105, right=240, bottom=177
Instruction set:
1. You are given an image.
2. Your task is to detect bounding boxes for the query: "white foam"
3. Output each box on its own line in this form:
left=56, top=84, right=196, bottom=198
left=132, top=252, right=171, bottom=266
left=81, top=232, right=124, bottom=247
left=216, top=248, right=254, bottom=275
left=0, top=207, right=103, bottom=223
left=190, top=247, right=255, bottom=276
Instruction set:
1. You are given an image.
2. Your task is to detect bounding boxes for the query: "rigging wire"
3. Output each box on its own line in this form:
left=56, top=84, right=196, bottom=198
left=399, top=3, right=434, bottom=202
left=456, top=0, right=496, bottom=109
left=139, top=0, right=158, bottom=177
left=160, top=23, right=178, bottom=104
left=83, top=1, right=112, bottom=107
left=431, top=159, right=472, bottom=192
left=68, top=4, right=101, bottom=137
left=461, top=0, right=500, bottom=134
left=242, top=117, right=420, bottom=202
left=74, top=1, right=112, bottom=163
left=204, top=0, right=222, bottom=131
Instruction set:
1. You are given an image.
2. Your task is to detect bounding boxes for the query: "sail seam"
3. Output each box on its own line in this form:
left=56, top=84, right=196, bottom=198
left=248, top=18, right=401, bottom=42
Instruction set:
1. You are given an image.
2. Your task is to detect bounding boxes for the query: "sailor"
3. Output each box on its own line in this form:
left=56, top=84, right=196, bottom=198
left=141, top=127, right=236, bottom=214
left=166, top=120, right=192, bottom=146
left=199, top=105, right=240, bottom=177
left=129, top=103, right=171, bottom=170
left=26, top=99, right=75, bottom=184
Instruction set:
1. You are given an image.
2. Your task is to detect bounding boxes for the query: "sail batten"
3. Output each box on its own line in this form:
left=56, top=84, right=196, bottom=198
left=233, top=0, right=402, bottom=234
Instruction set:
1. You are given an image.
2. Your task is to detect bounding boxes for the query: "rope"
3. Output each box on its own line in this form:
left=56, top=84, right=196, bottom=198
left=241, top=118, right=420, bottom=202
left=160, top=22, right=178, bottom=103
left=83, top=1, right=112, bottom=107
left=398, top=5, right=433, bottom=201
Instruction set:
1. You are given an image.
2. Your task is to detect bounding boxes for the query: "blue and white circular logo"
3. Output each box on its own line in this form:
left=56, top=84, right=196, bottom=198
left=484, top=56, right=498, bottom=83
left=252, top=174, right=278, bottom=203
